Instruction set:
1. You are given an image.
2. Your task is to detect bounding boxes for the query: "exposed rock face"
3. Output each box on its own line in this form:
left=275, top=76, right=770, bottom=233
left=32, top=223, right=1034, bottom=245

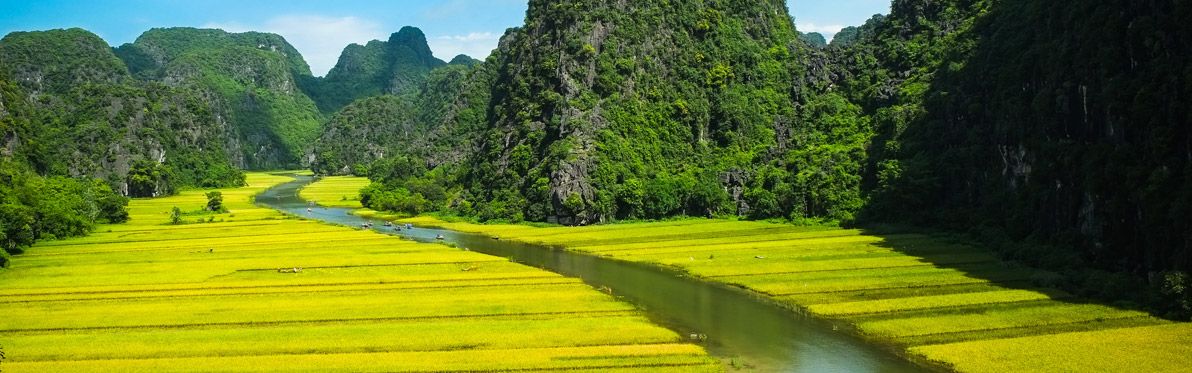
left=116, top=27, right=322, bottom=170
left=0, top=28, right=243, bottom=190
left=427, top=0, right=809, bottom=224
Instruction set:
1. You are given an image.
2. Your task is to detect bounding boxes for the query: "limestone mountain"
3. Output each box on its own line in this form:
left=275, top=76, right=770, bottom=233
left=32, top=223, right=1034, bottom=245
left=311, top=57, right=479, bottom=175
left=115, top=27, right=323, bottom=169
left=359, top=0, right=873, bottom=225
left=0, top=28, right=242, bottom=195
left=302, top=26, right=452, bottom=114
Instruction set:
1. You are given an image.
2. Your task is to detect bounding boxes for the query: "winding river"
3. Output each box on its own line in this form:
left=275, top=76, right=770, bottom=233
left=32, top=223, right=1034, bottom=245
left=257, top=175, right=928, bottom=373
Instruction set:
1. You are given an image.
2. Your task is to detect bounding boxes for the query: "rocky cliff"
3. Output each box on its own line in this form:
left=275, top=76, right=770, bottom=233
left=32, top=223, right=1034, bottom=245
left=0, top=28, right=242, bottom=194
left=115, top=27, right=322, bottom=169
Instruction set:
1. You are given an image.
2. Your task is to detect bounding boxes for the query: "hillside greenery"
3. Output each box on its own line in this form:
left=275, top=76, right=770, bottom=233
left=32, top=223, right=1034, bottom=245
left=299, top=27, right=459, bottom=114
left=837, top=0, right=1192, bottom=317
left=355, top=0, right=877, bottom=228
left=320, top=0, right=1192, bottom=317
left=0, top=28, right=246, bottom=192
left=116, top=27, right=323, bottom=169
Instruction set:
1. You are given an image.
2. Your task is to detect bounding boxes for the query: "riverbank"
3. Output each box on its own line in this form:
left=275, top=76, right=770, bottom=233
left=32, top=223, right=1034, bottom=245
left=0, top=173, right=718, bottom=372
left=391, top=216, right=1190, bottom=372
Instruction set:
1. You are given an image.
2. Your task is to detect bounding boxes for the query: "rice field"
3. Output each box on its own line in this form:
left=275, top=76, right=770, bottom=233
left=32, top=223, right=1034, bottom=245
left=297, top=176, right=371, bottom=208
left=0, top=173, right=717, bottom=372
left=391, top=216, right=1190, bottom=372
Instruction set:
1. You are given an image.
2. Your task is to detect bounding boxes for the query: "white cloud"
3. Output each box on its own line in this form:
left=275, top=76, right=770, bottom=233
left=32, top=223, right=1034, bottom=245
left=429, top=32, right=500, bottom=61
left=796, top=23, right=846, bottom=41
left=203, top=15, right=387, bottom=77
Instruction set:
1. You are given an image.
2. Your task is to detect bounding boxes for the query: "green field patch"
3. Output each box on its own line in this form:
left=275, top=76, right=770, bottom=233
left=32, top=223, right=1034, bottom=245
left=33, top=221, right=338, bottom=247
left=0, top=316, right=682, bottom=362
left=20, top=229, right=385, bottom=256
left=615, top=240, right=965, bottom=265
left=508, top=222, right=809, bottom=247
left=894, top=316, right=1171, bottom=346
left=0, top=261, right=561, bottom=299
left=570, top=229, right=876, bottom=253
left=687, top=252, right=997, bottom=277
left=0, top=283, right=637, bottom=332
left=0, top=343, right=718, bottom=372
left=855, top=302, right=1153, bottom=339
left=2, top=249, right=507, bottom=288
left=690, top=263, right=1032, bottom=296
left=807, top=289, right=1068, bottom=317
left=908, top=323, right=1192, bottom=373
left=2, top=277, right=580, bottom=304
left=298, top=176, right=372, bottom=208
left=785, top=282, right=1033, bottom=305
left=557, top=226, right=848, bottom=250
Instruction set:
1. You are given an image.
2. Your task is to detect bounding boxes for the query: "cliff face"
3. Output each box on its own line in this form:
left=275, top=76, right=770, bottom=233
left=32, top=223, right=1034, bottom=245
left=0, top=28, right=242, bottom=194
left=426, top=0, right=825, bottom=224
left=116, top=27, right=322, bottom=170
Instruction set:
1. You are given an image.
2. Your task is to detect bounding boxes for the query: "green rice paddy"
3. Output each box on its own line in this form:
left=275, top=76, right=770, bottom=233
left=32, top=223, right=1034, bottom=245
left=297, top=176, right=371, bottom=208
left=0, top=173, right=717, bottom=372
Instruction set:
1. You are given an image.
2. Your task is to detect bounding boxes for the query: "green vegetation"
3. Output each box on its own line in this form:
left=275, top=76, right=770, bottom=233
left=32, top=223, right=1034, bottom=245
left=0, top=29, right=246, bottom=192
left=298, top=176, right=371, bottom=208
left=0, top=160, right=128, bottom=267
left=798, top=32, right=827, bottom=48
left=117, top=27, right=323, bottom=169
left=352, top=0, right=875, bottom=228
left=395, top=215, right=1189, bottom=372
left=822, top=0, right=1192, bottom=318
left=319, top=0, right=1192, bottom=318
left=310, top=95, right=418, bottom=175
left=910, top=323, right=1192, bottom=373
left=0, top=173, right=717, bottom=372
left=299, top=27, right=467, bottom=114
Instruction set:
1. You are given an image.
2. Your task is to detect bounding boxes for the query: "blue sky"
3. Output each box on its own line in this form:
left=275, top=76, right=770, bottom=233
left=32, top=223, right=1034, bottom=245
left=1, top=0, right=889, bottom=77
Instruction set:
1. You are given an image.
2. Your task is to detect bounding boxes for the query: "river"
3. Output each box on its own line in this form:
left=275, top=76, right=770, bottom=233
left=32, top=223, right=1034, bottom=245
left=256, top=175, right=929, bottom=372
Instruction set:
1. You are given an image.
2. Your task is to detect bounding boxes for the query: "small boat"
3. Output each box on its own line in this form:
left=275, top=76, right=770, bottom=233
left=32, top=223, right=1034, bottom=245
left=383, top=221, right=393, bottom=227
left=436, top=234, right=445, bottom=240
left=306, top=207, right=312, bottom=212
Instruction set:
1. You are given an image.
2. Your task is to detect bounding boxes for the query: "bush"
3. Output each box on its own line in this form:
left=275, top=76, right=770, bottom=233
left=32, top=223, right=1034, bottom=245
left=205, top=191, right=224, bottom=212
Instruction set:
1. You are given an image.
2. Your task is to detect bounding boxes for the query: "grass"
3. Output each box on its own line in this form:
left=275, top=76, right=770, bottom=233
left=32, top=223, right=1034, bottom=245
left=0, top=173, right=716, bottom=372
left=909, top=323, right=1192, bottom=372
left=4, top=344, right=717, bottom=372
left=806, top=289, right=1067, bottom=316
left=298, top=176, right=371, bottom=208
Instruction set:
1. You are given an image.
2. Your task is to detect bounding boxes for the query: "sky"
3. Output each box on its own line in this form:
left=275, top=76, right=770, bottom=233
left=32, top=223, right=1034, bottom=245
left=1, top=0, right=890, bottom=77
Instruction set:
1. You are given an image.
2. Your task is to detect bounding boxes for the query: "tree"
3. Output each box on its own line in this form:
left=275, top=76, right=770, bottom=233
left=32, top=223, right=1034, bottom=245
left=169, top=207, right=182, bottom=225
left=564, top=192, right=585, bottom=216
left=127, top=160, right=164, bottom=198
left=92, top=180, right=129, bottom=223
left=205, top=191, right=224, bottom=212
